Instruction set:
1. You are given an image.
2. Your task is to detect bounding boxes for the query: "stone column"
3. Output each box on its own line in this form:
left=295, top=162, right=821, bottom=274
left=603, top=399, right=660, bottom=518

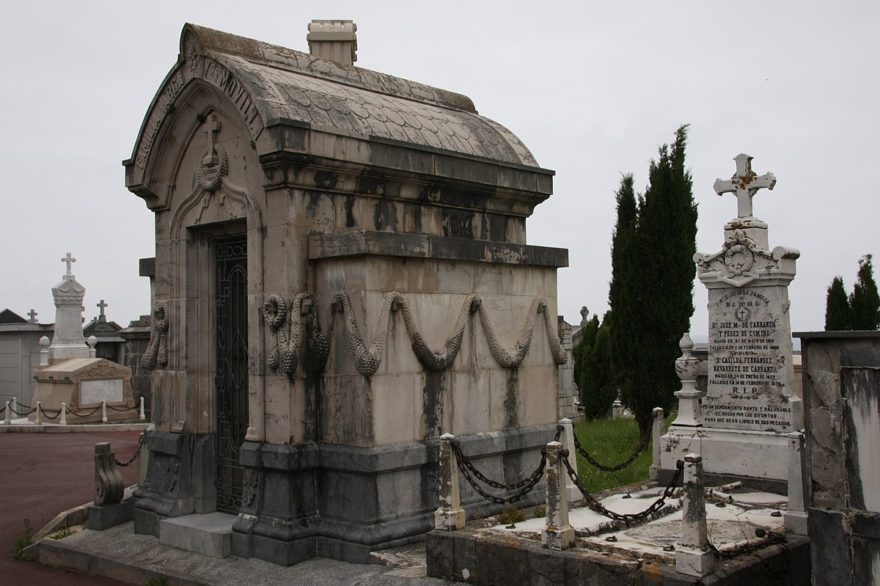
left=650, top=407, right=664, bottom=481
left=543, top=441, right=575, bottom=550
left=434, top=433, right=465, bottom=530
left=672, top=334, right=703, bottom=427
left=559, top=418, right=580, bottom=503
left=784, top=431, right=808, bottom=535
left=676, top=453, right=714, bottom=577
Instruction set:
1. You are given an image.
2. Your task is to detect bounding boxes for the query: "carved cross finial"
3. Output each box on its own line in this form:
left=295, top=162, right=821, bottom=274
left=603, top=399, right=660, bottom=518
left=61, top=252, right=76, bottom=275
left=27, top=309, right=37, bottom=323
left=713, top=154, right=776, bottom=218
left=97, top=299, right=108, bottom=319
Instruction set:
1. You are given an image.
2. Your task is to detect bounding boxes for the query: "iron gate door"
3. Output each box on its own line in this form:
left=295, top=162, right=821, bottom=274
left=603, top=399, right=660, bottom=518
left=215, top=237, right=249, bottom=513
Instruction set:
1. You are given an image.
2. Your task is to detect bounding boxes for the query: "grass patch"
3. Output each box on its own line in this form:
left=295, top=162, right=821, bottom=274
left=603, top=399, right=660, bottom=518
left=11, top=519, right=33, bottom=561
left=573, top=417, right=653, bottom=494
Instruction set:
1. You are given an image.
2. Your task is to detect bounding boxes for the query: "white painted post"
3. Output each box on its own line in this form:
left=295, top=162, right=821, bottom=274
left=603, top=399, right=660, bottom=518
left=559, top=418, right=580, bottom=503
left=784, top=431, right=809, bottom=535
left=650, top=407, right=664, bottom=481
left=3, top=401, right=10, bottom=425
left=139, top=396, right=146, bottom=421
left=87, top=335, right=98, bottom=359
left=434, top=433, right=465, bottom=530
left=671, top=334, right=703, bottom=427
left=11, top=397, right=18, bottom=419
left=101, top=400, right=108, bottom=424
left=543, top=441, right=575, bottom=550
left=60, top=402, right=67, bottom=426
left=39, top=336, right=50, bottom=367
left=676, top=453, right=714, bottom=577
left=35, top=401, right=42, bottom=425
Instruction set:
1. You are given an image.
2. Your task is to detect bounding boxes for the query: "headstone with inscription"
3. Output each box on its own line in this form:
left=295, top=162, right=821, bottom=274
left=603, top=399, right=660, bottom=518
left=660, top=154, right=800, bottom=489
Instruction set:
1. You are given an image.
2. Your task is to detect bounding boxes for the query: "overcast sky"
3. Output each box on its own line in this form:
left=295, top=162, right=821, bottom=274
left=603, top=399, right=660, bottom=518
left=1, top=1, right=877, bottom=339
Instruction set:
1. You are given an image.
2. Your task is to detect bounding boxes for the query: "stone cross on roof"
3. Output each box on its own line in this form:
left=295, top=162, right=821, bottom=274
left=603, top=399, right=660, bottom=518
left=61, top=252, right=76, bottom=275
left=713, top=154, right=776, bottom=218
left=97, top=299, right=108, bottom=320
left=27, top=309, right=37, bottom=323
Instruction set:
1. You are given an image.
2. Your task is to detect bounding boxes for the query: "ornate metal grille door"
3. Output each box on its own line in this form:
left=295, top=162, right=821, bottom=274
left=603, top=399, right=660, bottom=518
left=214, top=237, right=248, bottom=514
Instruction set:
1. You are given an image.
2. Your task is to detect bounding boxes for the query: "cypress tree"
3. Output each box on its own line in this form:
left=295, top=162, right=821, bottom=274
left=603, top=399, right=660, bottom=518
left=573, top=313, right=599, bottom=401
left=850, top=254, right=880, bottom=330
left=612, top=125, right=697, bottom=441
left=824, top=276, right=851, bottom=331
left=580, top=313, right=617, bottom=419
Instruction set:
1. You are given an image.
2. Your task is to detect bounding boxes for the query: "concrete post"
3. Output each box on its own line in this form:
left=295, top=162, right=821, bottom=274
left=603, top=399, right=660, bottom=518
left=4, top=401, right=10, bottom=424
left=559, top=418, right=581, bottom=503
left=101, top=400, right=108, bottom=424
left=672, top=334, right=703, bottom=427
left=676, top=453, right=714, bottom=577
left=650, top=407, right=665, bottom=480
left=784, top=431, right=808, bottom=535
left=39, top=336, right=50, bottom=367
left=11, top=397, right=17, bottom=419
left=434, top=433, right=465, bottom=530
left=543, top=441, right=575, bottom=550
left=35, top=401, right=42, bottom=425
left=139, top=396, right=146, bottom=421
left=60, top=402, right=67, bottom=426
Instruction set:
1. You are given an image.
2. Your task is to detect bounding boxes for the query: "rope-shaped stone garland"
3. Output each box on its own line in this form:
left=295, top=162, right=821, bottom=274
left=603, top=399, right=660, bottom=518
left=141, top=305, right=169, bottom=370
left=263, top=293, right=309, bottom=376
left=398, top=294, right=477, bottom=372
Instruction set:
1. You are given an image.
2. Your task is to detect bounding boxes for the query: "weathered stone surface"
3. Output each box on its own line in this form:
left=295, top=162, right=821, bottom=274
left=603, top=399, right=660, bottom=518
left=87, top=501, right=134, bottom=531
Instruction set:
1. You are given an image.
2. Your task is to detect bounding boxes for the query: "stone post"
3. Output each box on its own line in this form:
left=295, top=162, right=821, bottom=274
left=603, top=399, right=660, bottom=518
left=60, top=402, right=67, bottom=426
left=612, top=391, right=623, bottom=419
left=139, top=396, right=146, bottom=421
left=35, top=401, right=42, bottom=425
left=11, top=397, right=17, bottom=419
left=559, top=418, right=580, bottom=503
left=784, top=431, right=808, bottom=535
left=676, top=453, right=714, bottom=577
left=434, top=433, right=465, bottom=530
left=87, top=335, right=98, bottom=359
left=39, top=336, right=50, bottom=367
left=101, top=399, right=108, bottom=424
left=4, top=401, right=10, bottom=425
left=650, top=407, right=664, bottom=481
left=543, top=441, right=575, bottom=550
left=672, top=334, right=703, bottom=427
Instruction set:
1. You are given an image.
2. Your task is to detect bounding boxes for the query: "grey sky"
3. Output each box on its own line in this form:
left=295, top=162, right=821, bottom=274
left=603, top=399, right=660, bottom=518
left=1, top=1, right=877, bottom=338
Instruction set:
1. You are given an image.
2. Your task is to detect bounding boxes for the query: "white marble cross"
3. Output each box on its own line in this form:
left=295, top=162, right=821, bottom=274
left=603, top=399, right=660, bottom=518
left=61, top=252, right=76, bottom=275
left=713, top=154, right=776, bottom=218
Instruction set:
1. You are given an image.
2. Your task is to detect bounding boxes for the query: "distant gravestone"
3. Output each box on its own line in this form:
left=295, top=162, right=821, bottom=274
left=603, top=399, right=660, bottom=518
left=661, top=154, right=800, bottom=488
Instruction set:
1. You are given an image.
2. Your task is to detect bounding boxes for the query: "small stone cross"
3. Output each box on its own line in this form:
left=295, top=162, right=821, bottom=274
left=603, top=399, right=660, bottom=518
left=203, top=115, right=222, bottom=164
left=61, top=252, right=76, bottom=275
left=713, top=154, right=776, bottom=218
left=27, top=309, right=37, bottom=323
left=97, top=299, right=108, bottom=319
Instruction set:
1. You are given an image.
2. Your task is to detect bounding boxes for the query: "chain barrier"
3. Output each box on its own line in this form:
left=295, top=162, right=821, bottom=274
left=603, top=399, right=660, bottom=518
left=573, top=432, right=647, bottom=473
left=106, top=403, right=137, bottom=412
left=38, top=404, right=62, bottom=420
left=8, top=404, right=37, bottom=417
left=451, top=427, right=559, bottom=506
left=114, top=434, right=145, bottom=467
left=67, top=404, right=103, bottom=418
left=563, top=455, right=683, bottom=523
left=708, top=528, right=785, bottom=558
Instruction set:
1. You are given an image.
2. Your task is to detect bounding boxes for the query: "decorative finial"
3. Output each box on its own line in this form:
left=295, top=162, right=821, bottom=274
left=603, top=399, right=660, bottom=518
left=713, top=154, right=776, bottom=218
left=97, top=299, right=108, bottom=320
left=61, top=252, right=76, bottom=276
left=27, top=309, right=38, bottom=323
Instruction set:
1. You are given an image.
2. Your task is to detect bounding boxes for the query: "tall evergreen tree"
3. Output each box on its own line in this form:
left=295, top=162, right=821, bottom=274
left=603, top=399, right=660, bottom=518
left=610, top=126, right=697, bottom=441
left=580, top=313, right=617, bottom=419
left=850, top=254, right=880, bottom=330
left=573, top=313, right=599, bottom=398
left=824, top=276, right=851, bottom=331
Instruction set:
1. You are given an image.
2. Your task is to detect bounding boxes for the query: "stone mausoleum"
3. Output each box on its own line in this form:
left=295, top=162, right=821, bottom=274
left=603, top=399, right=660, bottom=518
left=126, top=22, right=568, bottom=564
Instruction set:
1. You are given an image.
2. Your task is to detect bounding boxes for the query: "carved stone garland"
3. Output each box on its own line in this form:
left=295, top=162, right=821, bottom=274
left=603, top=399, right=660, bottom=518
left=141, top=305, right=169, bottom=370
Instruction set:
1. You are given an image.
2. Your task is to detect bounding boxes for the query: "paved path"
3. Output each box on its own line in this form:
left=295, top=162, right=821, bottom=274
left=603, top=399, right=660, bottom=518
left=0, top=430, right=140, bottom=585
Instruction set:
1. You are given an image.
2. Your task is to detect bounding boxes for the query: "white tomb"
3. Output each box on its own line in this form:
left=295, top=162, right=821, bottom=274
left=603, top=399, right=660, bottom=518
left=660, top=154, right=801, bottom=489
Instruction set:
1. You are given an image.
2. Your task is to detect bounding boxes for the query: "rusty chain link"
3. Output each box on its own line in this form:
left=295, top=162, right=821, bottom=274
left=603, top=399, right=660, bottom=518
left=573, top=432, right=647, bottom=473
left=38, top=404, right=62, bottom=420
left=114, top=434, right=145, bottom=467
left=563, top=455, right=683, bottom=522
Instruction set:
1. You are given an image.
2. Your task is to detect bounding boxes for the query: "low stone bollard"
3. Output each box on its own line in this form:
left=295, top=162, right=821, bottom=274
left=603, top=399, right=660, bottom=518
left=89, top=442, right=133, bottom=530
left=60, top=402, right=67, bottom=425
left=101, top=399, right=108, bottom=424
left=542, top=441, right=575, bottom=550
left=434, top=433, right=465, bottom=531
left=139, top=396, right=146, bottom=421
left=35, top=401, right=42, bottom=425
left=676, top=453, right=714, bottom=577
left=650, top=407, right=664, bottom=480
left=3, top=401, right=10, bottom=425
left=558, top=418, right=580, bottom=503
left=784, top=431, right=808, bottom=535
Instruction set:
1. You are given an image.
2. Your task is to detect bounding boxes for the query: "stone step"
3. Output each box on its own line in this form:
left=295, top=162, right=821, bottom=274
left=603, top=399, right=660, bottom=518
left=159, top=512, right=236, bottom=558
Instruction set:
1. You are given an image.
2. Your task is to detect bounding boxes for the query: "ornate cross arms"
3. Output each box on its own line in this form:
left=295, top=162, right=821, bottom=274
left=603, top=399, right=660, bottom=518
left=713, top=154, right=776, bottom=218
left=62, top=252, right=77, bottom=275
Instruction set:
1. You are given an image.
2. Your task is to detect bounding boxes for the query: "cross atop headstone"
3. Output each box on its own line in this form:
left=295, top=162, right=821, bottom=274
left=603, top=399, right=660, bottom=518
left=27, top=309, right=38, bottom=323
left=97, top=299, right=108, bottom=320
left=61, top=252, right=76, bottom=276
left=713, top=154, right=776, bottom=218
